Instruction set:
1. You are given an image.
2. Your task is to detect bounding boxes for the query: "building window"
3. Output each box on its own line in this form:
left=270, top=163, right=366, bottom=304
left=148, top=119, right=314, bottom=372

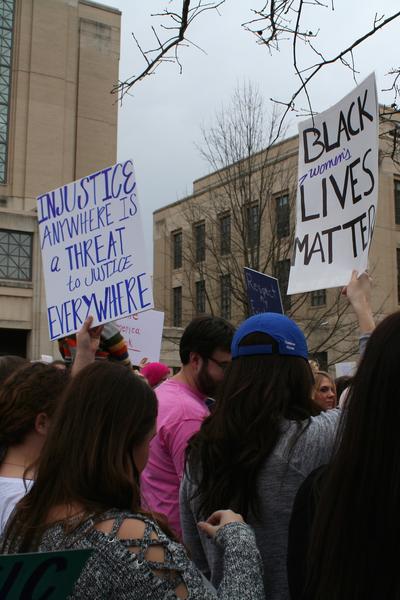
left=0, top=0, right=15, bottom=183
left=220, top=274, right=231, bottom=320
left=194, top=221, right=205, bottom=262
left=195, top=280, right=206, bottom=314
left=172, top=230, right=182, bottom=269
left=276, top=259, right=291, bottom=311
left=173, top=286, right=182, bottom=327
left=247, top=204, right=260, bottom=248
left=311, top=289, right=326, bottom=306
left=397, top=249, right=400, bottom=304
left=310, top=351, right=328, bottom=371
left=395, top=180, right=400, bottom=225
left=220, top=213, right=231, bottom=255
left=0, top=230, right=33, bottom=281
left=276, top=194, right=290, bottom=238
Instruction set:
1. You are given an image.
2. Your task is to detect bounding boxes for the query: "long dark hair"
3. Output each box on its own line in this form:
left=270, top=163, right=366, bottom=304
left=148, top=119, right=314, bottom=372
left=2, top=361, right=158, bottom=552
left=307, top=312, right=400, bottom=599
left=186, top=332, right=314, bottom=520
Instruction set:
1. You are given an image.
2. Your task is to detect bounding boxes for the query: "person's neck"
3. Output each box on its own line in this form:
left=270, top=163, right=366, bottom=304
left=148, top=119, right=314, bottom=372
left=0, top=435, right=42, bottom=479
left=172, top=367, right=200, bottom=395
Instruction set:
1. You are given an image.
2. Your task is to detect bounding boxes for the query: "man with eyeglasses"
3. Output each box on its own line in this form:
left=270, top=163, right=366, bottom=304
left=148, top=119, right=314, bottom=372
left=141, top=315, right=234, bottom=538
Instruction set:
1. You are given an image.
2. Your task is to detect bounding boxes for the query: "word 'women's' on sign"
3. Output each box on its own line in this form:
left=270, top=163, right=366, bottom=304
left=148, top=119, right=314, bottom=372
left=288, top=73, right=378, bottom=294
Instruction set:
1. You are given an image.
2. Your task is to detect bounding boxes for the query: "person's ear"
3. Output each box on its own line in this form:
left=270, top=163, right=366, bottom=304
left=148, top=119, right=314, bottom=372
left=189, top=351, right=203, bottom=373
left=35, top=412, right=50, bottom=437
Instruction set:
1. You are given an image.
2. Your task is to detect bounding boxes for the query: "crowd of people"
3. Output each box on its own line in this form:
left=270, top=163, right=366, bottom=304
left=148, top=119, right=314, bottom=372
left=0, top=269, right=395, bottom=599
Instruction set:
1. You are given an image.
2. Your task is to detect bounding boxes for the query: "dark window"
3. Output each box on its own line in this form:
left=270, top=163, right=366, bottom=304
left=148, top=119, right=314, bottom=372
left=172, top=230, right=182, bottom=269
left=220, top=213, right=231, bottom=255
left=220, top=274, right=231, bottom=320
left=0, top=230, right=33, bottom=281
left=311, top=289, right=326, bottom=306
left=395, top=180, right=400, bottom=225
left=0, top=0, right=15, bottom=183
left=173, top=286, right=182, bottom=327
left=195, top=280, right=206, bottom=314
left=276, top=259, right=291, bottom=311
left=397, top=249, right=400, bottom=304
left=311, top=351, right=328, bottom=371
left=194, top=222, right=205, bottom=262
left=247, top=204, right=260, bottom=248
left=276, top=194, right=290, bottom=238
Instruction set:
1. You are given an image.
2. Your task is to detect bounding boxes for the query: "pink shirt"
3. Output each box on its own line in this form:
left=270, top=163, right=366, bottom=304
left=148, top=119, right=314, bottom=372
left=141, top=379, right=209, bottom=537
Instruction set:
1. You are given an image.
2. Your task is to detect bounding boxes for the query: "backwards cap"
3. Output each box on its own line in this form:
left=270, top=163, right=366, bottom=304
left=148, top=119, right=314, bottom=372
left=231, top=313, right=308, bottom=360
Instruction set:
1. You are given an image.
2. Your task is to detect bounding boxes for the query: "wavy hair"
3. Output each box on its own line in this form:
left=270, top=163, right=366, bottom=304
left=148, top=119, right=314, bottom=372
left=186, top=332, right=314, bottom=520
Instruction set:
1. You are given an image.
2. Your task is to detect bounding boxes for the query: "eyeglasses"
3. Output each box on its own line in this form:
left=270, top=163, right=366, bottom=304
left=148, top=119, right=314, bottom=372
left=206, top=356, right=231, bottom=372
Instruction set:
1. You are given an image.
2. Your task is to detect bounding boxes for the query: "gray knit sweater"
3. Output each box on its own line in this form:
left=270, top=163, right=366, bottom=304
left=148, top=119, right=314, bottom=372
left=181, top=410, right=341, bottom=600
left=1, top=509, right=265, bottom=599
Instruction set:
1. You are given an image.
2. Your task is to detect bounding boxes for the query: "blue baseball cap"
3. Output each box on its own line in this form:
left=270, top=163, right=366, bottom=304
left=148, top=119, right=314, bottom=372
left=231, top=313, right=308, bottom=360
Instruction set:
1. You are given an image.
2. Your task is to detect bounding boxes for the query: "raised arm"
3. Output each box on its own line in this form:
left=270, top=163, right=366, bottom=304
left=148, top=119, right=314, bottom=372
left=71, top=316, right=103, bottom=377
left=342, top=270, right=374, bottom=335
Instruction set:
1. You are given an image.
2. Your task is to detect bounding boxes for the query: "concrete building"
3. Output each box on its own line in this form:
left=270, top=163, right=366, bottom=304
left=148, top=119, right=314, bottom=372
left=153, top=115, right=400, bottom=369
left=0, top=0, right=120, bottom=357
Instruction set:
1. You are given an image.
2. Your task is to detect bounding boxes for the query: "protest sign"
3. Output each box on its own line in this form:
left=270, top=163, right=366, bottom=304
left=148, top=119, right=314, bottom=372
left=244, top=267, right=284, bottom=315
left=0, top=549, right=92, bottom=599
left=37, top=160, right=154, bottom=340
left=287, top=73, right=378, bottom=294
left=116, top=309, right=164, bottom=364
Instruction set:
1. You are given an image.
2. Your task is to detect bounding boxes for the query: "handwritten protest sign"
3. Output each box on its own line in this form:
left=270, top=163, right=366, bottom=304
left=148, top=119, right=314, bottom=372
left=37, top=160, right=154, bottom=340
left=287, top=73, right=378, bottom=294
left=0, top=549, right=92, bottom=599
left=244, top=268, right=284, bottom=315
left=116, top=309, right=164, bottom=364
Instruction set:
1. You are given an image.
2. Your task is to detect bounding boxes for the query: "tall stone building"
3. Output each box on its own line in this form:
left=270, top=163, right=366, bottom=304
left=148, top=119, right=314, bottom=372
left=153, top=116, right=400, bottom=369
left=0, top=0, right=120, bottom=357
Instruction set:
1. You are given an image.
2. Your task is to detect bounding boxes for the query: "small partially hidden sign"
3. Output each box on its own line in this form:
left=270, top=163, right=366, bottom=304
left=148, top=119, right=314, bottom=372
left=116, top=309, right=165, bottom=364
left=244, top=268, right=284, bottom=315
left=0, top=549, right=92, bottom=599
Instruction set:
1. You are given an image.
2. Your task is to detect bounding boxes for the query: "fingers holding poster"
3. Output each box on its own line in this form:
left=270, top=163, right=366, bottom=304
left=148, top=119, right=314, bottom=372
left=287, top=73, right=378, bottom=295
left=37, top=159, right=154, bottom=341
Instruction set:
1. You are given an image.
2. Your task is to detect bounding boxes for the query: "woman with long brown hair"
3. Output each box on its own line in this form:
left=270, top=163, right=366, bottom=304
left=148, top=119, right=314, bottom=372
left=1, top=360, right=265, bottom=599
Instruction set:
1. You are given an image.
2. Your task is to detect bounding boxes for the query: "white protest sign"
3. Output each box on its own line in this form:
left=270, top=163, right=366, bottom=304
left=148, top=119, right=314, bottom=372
left=335, top=361, right=356, bottom=378
left=116, top=310, right=164, bottom=365
left=37, top=159, right=154, bottom=340
left=287, top=73, right=378, bottom=294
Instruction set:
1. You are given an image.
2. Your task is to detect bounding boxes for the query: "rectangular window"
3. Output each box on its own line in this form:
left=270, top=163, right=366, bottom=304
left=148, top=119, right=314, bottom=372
left=395, top=180, right=400, bottom=225
left=311, top=289, right=326, bottom=307
left=219, top=213, right=231, bottom=255
left=276, top=194, right=290, bottom=238
left=311, top=351, right=328, bottom=372
left=276, top=259, right=291, bottom=311
left=194, top=221, right=205, bottom=262
left=173, top=286, right=182, bottom=327
left=247, top=204, right=260, bottom=248
left=0, top=0, right=15, bottom=183
left=195, top=280, right=206, bottom=314
left=172, top=230, right=182, bottom=269
left=397, top=249, right=400, bottom=304
left=220, top=274, right=231, bottom=320
left=0, top=230, right=33, bottom=281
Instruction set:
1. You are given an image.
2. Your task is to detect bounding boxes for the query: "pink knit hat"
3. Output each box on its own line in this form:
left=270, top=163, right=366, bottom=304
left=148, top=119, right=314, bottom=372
left=141, top=362, right=170, bottom=387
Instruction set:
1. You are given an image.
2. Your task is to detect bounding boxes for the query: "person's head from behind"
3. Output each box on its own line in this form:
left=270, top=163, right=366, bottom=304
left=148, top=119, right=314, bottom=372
left=313, top=370, right=337, bottom=411
left=187, top=313, right=314, bottom=519
left=0, top=355, right=28, bottom=388
left=141, top=362, right=170, bottom=388
left=179, top=315, right=235, bottom=396
left=4, top=361, right=158, bottom=552
left=0, top=363, right=68, bottom=465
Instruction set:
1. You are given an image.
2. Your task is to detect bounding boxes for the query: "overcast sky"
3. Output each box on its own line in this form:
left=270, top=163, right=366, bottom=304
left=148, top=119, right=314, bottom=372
left=97, top=1, right=400, bottom=262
